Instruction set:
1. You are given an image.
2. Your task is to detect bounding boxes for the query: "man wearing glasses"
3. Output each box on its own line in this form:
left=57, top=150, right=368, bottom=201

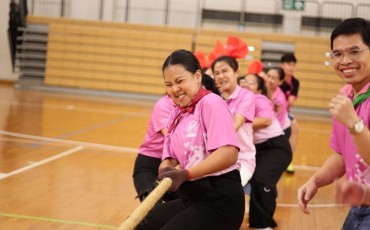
left=298, top=17, right=370, bottom=229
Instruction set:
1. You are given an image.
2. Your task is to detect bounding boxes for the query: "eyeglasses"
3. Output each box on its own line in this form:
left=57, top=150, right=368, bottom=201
left=330, top=48, right=369, bottom=62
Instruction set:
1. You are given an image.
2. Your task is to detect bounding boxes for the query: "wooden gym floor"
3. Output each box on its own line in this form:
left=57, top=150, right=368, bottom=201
left=0, top=82, right=349, bottom=229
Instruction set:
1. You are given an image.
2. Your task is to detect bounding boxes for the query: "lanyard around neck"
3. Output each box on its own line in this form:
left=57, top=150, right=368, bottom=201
left=353, top=86, right=370, bottom=108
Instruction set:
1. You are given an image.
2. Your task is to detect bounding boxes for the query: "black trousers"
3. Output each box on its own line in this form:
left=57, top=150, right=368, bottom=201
left=133, top=154, right=178, bottom=202
left=249, top=135, right=292, bottom=228
left=283, top=126, right=292, bottom=139
left=137, top=170, right=245, bottom=230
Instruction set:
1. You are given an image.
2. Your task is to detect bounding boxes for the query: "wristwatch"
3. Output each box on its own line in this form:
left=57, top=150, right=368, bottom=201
left=348, top=119, right=364, bottom=135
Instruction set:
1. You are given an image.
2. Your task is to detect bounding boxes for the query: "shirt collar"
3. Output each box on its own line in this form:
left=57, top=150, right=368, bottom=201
left=225, top=85, right=241, bottom=100
left=340, top=82, right=370, bottom=99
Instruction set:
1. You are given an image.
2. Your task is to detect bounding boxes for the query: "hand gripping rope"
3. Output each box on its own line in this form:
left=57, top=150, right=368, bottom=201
left=117, top=178, right=172, bottom=230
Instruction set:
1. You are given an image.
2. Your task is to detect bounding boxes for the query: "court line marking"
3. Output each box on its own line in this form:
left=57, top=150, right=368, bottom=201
left=0, top=130, right=138, bottom=153
left=0, top=134, right=343, bottom=215
left=0, top=137, right=67, bottom=146
left=294, top=165, right=322, bottom=171
left=0, top=146, right=84, bottom=180
left=0, top=212, right=117, bottom=229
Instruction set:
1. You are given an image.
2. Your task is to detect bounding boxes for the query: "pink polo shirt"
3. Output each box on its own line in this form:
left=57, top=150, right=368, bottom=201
left=162, top=93, right=240, bottom=178
left=224, top=86, right=256, bottom=176
left=330, top=82, right=370, bottom=184
left=271, top=87, right=291, bottom=130
left=139, top=95, right=176, bottom=158
left=253, top=94, right=284, bottom=144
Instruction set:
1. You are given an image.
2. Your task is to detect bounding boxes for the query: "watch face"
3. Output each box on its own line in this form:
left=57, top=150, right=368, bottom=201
left=349, top=119, right=364, bottom=135
left=355, top=119, right=364, bottom=133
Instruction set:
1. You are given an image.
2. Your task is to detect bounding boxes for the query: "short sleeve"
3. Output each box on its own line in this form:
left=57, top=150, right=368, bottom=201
left=291, top=77, right=300, bottom=97
left=200, top=94, right=240, bottom=152
left=152, top=96, right=174, bottom=133
left=234, top=90, right=255, bottom=122
left=255, top=95, right=274, bottom=118
left=329, top=119, right=341, bottom=154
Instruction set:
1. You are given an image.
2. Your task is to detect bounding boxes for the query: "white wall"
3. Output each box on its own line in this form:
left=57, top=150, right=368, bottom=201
left=0, top=1, right=18, bottom=81
left=70, top=0, right=100, bottom=20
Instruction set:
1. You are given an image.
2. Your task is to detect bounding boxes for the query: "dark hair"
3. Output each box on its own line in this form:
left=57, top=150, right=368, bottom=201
left=280, top=53, right=297, bottom=63
left=268, top=67, right=285, bottom=81
left=202, top=73, right=221, bottom=96
left=162, top=49, right=220, bottom=95
left=162, top=49, right=200, bottom=74
left=211, top=56, right=239, bottom=72
left=249, top=74, right=267, bottom=96
left=330, top=18, right=370, bottom=50
left=237, top=76, right=245, bottom=85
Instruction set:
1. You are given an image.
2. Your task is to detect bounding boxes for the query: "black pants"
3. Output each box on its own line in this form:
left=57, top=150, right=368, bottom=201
left=137, top=170, right=245, bottom=230
left=284, top=126, right=292, bottom=139
left=133, top=154, right=177, bottom=202
left=249, top=135, right=292, bottom=228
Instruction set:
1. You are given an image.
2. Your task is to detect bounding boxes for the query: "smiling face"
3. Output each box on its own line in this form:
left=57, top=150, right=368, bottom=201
left=163, top=64, right=202, bottom=107
left=243, top=74, right=260, bottom=94
left=332, top=33, right=370, bottom=92
left=213, top=60, right=239, bottom=96
left=266, top=69, right=283, bottom=91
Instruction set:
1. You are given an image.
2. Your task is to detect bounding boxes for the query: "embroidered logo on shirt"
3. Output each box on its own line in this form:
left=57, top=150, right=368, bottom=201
left=187, top=145, right=205, bottom=167
left=186, top=120, right=199, bottom=138
left=354, top=153, right=370, bottom=184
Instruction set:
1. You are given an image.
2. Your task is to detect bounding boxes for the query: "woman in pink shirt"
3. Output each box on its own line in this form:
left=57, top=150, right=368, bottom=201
left=133, top=95, right=176, bottom=201
left=137, top=50, right=244, bottom=230
left=242, top=73, right=292, bottom=229
left=266, top=67, right=292, bottom=138
left=211, top=55, right=256, bottom=187
left=133, top=74, right=220, bottom=202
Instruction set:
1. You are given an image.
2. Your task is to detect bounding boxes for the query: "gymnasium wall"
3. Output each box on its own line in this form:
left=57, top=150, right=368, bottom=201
left=1, top=1, right=18, bottom=81
left=20, top=15, right=341, bottom=110
left=1, top=0, right=369, bottom=83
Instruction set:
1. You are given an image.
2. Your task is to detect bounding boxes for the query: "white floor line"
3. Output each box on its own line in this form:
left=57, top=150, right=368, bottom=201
left=0, top=137, right=48, bottom=144
left=0, top=130, right=138, bottom=153
left=294, top=165, right=321, bottom=171
left=0, top=146, right=84, bottom=180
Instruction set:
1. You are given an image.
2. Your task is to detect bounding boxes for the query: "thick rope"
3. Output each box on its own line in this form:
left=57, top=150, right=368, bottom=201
left=117, top=177, right=172, bottom=230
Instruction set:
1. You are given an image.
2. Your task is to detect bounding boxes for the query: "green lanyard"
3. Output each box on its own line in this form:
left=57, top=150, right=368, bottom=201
left=353, top=86, right=370, bottom=108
